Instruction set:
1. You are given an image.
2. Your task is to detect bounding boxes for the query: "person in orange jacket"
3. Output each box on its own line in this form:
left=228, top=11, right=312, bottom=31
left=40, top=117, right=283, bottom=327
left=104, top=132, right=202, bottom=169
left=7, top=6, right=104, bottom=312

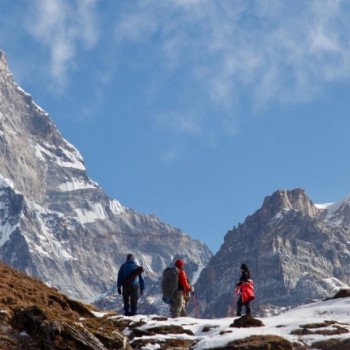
left=170, top=259, right=193, bottom=317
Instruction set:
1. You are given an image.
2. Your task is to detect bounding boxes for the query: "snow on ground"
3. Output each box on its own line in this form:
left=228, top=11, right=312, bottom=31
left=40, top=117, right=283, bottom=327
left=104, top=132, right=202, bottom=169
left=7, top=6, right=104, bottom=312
left=108, top=297, right=350, bottom=349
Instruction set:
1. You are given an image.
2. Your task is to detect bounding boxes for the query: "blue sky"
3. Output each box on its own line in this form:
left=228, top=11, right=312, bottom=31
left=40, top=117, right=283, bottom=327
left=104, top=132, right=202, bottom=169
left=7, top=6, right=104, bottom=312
left=1, top=0, right=350, bottom=253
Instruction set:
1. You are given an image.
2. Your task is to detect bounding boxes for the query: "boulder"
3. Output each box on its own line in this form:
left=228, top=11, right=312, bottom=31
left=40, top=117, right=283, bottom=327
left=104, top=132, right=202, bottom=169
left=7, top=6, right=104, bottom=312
left=230, top=315, right=265, bottom=328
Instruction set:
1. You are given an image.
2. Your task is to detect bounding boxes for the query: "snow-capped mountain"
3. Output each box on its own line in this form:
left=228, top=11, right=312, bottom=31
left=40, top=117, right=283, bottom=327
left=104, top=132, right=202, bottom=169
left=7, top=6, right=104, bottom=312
left=193, top=188, right=350, bottom=317
left=4, top=46, right=350, bottom=319
left=0, top=50, right=212, bottom=306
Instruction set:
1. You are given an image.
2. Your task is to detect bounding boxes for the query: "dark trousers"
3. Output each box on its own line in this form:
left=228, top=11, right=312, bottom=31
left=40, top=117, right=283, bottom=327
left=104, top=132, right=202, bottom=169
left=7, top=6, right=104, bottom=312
left=122, top=284, right=139, bottom=316
left=237, top=295, right=251, bottom=316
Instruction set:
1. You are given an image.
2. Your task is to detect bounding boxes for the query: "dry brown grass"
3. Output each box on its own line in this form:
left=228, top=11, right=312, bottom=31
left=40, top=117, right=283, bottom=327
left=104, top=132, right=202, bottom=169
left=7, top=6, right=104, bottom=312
left=0, top=261, right=94, bottom=321
left=0, top=262, right=133, bottom=349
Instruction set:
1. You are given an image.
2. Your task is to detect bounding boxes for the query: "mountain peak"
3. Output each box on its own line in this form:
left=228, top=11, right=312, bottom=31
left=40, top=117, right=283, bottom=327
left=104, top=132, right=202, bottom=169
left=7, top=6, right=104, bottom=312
left=261, top=188, right=318, bottom=218
left=0, top=50, right=8, bottom=70
left=194, top=188, right=350, bottom=318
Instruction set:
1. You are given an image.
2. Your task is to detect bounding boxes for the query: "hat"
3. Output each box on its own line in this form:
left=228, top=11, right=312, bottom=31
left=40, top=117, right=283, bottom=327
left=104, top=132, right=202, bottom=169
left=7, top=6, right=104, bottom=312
left=175, top=259, right=185, bottom=268
left=127, top=254, right=135, bottom=261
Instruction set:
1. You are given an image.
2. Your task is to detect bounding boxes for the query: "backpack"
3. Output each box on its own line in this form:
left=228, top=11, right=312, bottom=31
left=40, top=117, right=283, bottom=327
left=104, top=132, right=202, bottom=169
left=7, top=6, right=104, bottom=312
left=122, top=266, right=144, bottom=286
left=240, top=279, right=255, bottom=304
left=161, top=267, right=179, bottom=304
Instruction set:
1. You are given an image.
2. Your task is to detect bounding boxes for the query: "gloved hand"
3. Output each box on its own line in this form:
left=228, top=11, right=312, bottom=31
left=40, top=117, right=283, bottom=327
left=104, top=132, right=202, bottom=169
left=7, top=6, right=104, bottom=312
left=117, top=287, right=122, bottom=295
left=191, top=286, right=195, bottom=294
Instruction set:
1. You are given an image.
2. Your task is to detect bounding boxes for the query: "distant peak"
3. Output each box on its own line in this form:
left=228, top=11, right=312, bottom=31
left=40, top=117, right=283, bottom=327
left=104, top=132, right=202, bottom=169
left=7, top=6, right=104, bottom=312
left=0, top=50, right=9, bottom=70
left=261, top=188, right=318, bottom=217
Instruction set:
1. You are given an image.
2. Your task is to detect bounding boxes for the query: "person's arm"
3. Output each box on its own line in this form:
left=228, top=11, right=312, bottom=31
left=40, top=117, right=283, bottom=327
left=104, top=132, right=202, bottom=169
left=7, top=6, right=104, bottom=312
left=179, top=270, right=191, bottom=292
left=117, top=265, right=124, bottom=288
left=139, top=272, right=145, bottom=292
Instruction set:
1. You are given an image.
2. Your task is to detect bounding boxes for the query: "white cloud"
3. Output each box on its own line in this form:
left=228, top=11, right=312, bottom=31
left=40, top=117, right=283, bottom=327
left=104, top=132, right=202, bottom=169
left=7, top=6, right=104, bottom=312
left=114, top=0, right=350, bottom=110
left=27, top=0, right=99, bottom=89
left=18, top=0, right=350, bottom=152
left=154, top=111, right=201, bottom=136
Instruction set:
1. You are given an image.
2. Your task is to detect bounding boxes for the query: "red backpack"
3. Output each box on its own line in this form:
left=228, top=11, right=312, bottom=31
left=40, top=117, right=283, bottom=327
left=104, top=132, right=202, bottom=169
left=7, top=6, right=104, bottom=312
left=235, top=279, right=255, bottom=303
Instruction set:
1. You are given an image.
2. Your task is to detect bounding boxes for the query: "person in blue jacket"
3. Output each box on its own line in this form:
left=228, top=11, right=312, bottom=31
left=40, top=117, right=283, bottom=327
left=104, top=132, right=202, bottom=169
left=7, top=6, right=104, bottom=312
left=117, top=253, right=145, bottom=316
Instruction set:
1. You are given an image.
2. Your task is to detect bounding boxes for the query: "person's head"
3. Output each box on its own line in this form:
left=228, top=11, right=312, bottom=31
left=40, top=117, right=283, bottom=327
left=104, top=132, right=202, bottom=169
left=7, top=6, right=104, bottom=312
left=175, top=259, right=185, bottom=269
left=127, top=253, right=135, bottom=261
left=240, top=263, right=248, bottom=272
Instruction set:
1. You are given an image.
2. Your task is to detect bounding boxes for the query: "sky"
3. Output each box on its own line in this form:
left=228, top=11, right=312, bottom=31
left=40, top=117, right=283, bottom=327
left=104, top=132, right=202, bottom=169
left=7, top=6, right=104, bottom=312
left=99, top=296, right=350, bottom=349
left=1, top=0, right=350, bottom=253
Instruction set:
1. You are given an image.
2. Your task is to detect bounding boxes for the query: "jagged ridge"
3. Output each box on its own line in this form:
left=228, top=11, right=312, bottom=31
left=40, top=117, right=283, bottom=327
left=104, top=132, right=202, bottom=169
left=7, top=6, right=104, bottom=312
left=194, top=188, right=350, bottom=317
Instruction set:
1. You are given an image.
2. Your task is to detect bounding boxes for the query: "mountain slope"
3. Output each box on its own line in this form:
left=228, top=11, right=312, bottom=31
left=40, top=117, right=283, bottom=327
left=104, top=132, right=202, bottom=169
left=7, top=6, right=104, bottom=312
left=0, top=261, right=132, bottom=349
left=0, top=50, right=212, bottom=305
left=193, top=188, right=350, bottom=317
left=1, top=259, right=349, bottom=350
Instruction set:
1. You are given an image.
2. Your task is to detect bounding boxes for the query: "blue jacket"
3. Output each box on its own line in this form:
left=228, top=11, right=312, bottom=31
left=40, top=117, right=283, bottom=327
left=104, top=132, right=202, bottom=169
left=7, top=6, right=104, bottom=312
left=117, top=260, right=145, bottom=291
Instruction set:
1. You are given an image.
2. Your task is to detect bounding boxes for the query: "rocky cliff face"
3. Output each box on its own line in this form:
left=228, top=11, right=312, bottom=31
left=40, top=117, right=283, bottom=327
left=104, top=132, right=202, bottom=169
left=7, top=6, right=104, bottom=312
left=194, top=188, right=350, bottom=317
left=0, top=51, right=212, bottom=308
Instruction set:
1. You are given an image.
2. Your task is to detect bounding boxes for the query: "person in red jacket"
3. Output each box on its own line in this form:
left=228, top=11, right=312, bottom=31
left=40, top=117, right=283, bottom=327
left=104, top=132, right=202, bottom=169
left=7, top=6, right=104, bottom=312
left=235, top=263, right=255, bottom=316
left=170, top=259, right=193, bottom=318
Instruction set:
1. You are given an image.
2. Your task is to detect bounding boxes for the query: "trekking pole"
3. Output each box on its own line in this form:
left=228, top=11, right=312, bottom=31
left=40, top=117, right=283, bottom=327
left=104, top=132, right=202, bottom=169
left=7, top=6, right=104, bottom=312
left=232, top=293, right=236, bottom=317
left=192, top=294, right=199, bottom=319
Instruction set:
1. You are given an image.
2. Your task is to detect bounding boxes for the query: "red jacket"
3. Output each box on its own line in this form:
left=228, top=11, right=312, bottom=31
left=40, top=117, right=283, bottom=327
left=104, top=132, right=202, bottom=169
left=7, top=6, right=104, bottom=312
left=235, top=279, right=255, bottom=303
left=178, top=269, right=191, bottom=294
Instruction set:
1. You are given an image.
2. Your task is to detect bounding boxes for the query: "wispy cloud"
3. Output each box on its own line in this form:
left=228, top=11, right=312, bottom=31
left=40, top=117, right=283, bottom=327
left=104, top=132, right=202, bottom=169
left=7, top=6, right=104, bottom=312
left=114, top=0, right=350, bottom=120
left=25, top=1, right=350, bottom=111
left=21, top=0, right=350, bottom=154
left=27, top=0, right=98, bottom=90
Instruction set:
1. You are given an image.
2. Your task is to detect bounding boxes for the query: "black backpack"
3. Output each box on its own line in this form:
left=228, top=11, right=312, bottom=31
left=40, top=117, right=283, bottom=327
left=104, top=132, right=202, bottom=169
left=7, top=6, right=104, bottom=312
left=161, top=267, right=179, bottom=304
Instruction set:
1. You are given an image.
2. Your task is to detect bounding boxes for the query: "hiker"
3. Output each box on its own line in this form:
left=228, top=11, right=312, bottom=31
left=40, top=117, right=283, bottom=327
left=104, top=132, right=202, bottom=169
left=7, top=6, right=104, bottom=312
left=170, top=259, right=193, bottom=318
left=235, top=263, right=255, bottom=316
left=117, top=253, right=145, bottom=316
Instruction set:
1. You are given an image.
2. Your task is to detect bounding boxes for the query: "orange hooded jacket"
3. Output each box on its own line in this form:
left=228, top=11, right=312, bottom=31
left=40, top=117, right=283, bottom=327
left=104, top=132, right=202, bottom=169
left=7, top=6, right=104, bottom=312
left=178, top=269, right=191, bottom=295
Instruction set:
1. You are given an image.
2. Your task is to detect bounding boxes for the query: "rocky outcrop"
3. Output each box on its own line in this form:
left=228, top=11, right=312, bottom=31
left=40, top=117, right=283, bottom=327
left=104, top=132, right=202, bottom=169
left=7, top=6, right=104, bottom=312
left=0, top=50, right=212, bottom=310
left=212, top=335, right=293, bottom=350
left=193, top=188, right=350, bottom=317
left=312, top=338, right=350, bottom=350
left=0, top=261, right=131, bottom=349
left=230, top=315, right=265, bottom=328
left=328, top=289, right=350, bottom=299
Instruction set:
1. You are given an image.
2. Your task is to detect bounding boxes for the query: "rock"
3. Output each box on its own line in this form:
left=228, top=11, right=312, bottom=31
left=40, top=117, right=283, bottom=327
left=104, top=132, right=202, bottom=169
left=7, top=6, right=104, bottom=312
left=230, top=315, right=265, bottom=328
left=206, top=334, right=293, bottom=350
left=131, top=337, right=194, bottom=350
left=290, top=320, right=349, bottom=336
left=328, top=289, right=350, bottom=300
left=312, top=337, right=350, bottom=350
left=129, top=323, right=194, bottom=339
left=126, top=317, right=195, bottom=349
